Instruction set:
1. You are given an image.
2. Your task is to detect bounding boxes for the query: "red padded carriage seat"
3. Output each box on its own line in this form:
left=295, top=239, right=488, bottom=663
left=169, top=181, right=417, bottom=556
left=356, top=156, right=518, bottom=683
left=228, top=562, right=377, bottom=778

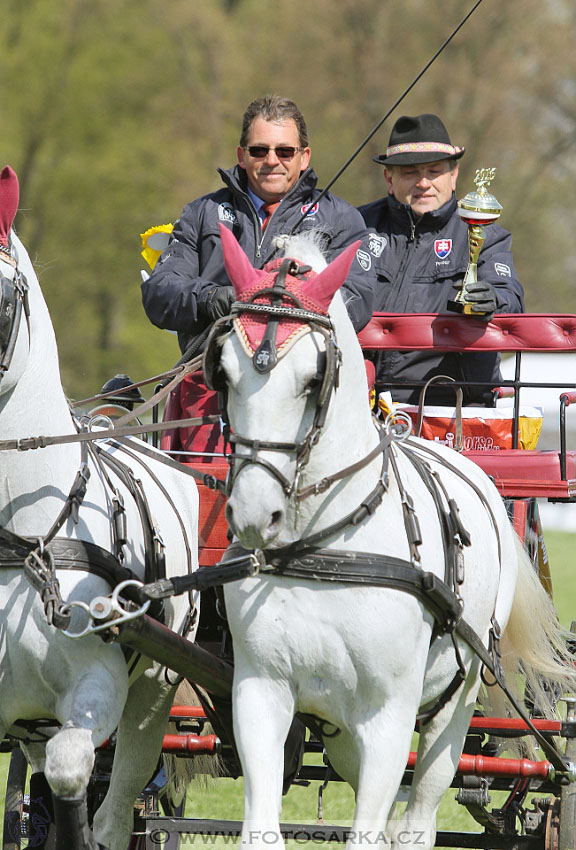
left=161, top=371, right=224, bottom=462
left=357, top=313, right=576, bottom=353
left=463, top=450, right=576, bottom=499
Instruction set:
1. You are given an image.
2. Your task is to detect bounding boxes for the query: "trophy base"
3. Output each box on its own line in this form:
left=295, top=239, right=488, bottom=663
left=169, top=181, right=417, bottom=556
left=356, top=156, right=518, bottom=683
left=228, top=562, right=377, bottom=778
left=446, top=298, right=468, bottom=314
left=447, top=299, right=490, bottom=319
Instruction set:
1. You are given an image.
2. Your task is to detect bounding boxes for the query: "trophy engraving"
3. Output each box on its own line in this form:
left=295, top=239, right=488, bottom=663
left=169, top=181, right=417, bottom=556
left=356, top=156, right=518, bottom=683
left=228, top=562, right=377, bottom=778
left=447, top=168, right=502, bottom=316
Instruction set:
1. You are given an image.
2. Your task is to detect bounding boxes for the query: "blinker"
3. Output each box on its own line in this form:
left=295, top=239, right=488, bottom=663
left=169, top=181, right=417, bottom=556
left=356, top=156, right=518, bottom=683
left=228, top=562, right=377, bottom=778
left=0, top=275, right=17, bottom=352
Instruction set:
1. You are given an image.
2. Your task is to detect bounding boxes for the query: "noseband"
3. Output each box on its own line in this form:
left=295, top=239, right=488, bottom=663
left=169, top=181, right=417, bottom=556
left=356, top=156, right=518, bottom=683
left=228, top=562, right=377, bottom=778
left=0, top=242, right=30, bottom=382
left=203, top=258, right=341, bottom=498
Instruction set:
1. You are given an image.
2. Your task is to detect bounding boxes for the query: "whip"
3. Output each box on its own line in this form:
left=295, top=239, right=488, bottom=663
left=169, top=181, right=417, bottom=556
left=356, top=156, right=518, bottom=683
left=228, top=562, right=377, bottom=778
left=262, top=0, right=487, bottom=262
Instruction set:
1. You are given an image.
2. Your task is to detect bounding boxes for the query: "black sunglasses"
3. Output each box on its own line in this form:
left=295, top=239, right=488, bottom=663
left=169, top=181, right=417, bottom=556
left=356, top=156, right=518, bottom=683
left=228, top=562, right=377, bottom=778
left=244, top=145, right=303, bottom=161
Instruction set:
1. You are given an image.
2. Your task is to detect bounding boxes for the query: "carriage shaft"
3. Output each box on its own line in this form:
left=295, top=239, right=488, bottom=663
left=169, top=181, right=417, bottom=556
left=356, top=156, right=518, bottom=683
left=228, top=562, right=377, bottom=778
left=117, top=614, right=233, bottom=698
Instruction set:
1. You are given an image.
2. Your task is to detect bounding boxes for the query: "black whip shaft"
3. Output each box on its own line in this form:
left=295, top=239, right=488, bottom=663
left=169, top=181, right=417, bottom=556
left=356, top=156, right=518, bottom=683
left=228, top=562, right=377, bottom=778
left=262, top=0, right=486, bottom=264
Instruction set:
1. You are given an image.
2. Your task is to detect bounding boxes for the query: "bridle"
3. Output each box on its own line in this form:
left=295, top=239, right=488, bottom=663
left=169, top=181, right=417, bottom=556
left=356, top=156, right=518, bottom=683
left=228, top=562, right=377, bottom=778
left=0, top=241, right=30, bottom=383
left=203, top=258, right=344, bottom=500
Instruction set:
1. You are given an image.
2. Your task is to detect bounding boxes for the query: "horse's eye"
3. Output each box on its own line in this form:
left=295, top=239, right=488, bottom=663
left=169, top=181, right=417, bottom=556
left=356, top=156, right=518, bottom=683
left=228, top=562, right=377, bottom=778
left=304, top=351, right=325, bottom=391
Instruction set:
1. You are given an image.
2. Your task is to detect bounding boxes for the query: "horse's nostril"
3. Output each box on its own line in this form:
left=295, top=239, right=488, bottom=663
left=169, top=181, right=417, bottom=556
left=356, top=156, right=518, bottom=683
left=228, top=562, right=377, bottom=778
left=270, top=510, right=283, bottom=528
left=225, top=503, right=235, bottom=531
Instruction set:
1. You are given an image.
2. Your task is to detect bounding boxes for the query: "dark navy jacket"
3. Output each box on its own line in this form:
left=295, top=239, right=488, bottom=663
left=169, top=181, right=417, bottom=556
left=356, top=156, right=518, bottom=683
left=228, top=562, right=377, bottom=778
left=358, top=193, right=524, bottom=405
left=142, top=166, right=376, bottom=353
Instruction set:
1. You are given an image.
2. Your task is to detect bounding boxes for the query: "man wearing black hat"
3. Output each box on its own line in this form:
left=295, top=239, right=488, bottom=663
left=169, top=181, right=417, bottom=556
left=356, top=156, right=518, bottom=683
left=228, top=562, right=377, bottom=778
left=358, top=113, right=524, bottom=406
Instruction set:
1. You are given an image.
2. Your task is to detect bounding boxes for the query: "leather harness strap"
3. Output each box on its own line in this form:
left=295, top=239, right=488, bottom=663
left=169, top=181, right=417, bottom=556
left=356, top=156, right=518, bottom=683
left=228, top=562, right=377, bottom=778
left=0, top=537, right=135, bottom=588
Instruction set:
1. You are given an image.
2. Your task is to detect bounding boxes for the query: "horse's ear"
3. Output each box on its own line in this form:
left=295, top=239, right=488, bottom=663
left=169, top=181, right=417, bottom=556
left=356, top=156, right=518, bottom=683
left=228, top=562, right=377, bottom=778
left=0, top=166, right=19, bottom=249
left=300, top=240, right=362, bottom=311
left=219, top=223, right=267, bottom=296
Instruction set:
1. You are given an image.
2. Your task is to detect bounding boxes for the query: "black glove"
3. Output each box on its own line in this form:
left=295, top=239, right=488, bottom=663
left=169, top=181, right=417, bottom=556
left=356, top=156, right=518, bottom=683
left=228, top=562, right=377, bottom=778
left=204, top=286, right=235, bottom=321
left=461, top=280, right=497, bottom=319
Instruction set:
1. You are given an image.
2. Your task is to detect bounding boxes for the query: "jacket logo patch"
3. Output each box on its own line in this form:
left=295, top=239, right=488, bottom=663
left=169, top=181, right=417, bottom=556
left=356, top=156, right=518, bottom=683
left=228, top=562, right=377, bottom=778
left=301, top=202, right=319, bottom=217
left=368, top=235, right=387, bottom=257
left=434, top=238, right=452, bottom=259
left=356, top=249, right=372, bottom=271
left=218, top=203, right=238, bottom=224
left=495, top=262, right=511, bottom=277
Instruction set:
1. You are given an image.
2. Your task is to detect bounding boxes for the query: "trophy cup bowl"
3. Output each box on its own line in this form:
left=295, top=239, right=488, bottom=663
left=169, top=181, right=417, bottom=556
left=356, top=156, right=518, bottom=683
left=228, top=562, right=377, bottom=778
left=447, top=168, right=503, bottom=315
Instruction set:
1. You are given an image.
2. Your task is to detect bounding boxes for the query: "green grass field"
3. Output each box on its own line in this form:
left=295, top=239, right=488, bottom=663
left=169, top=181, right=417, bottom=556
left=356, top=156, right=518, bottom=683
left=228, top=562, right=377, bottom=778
left=1, top=530, right=575, bottom=846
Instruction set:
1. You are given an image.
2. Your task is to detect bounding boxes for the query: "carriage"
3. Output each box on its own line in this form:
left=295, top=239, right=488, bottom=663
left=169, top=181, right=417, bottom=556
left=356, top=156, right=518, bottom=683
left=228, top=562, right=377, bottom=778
left=2, top=166, right=576, bottom=850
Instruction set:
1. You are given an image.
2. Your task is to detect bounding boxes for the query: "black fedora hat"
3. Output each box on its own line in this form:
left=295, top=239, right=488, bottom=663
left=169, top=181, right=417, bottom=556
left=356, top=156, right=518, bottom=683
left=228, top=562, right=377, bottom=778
left=373, top=114, right=465, bottom=166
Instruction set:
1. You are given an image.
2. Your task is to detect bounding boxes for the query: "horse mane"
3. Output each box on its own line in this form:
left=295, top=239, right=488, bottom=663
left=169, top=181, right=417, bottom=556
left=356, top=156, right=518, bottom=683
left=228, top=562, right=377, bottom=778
left=272, top=230, right=328, bottom=273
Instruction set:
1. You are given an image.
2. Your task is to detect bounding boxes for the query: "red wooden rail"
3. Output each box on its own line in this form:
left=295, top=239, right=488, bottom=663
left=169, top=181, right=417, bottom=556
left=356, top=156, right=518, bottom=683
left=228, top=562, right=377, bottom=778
left=405, top=751, right=551, bottom=779
left=164, top=707, right=559, bottom=778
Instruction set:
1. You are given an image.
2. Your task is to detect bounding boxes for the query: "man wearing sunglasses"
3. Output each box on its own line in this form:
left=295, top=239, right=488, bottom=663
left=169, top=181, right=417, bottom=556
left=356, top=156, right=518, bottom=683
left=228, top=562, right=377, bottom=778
left=143, top=94, right=375, bottom=351
left=142, top=94, right=376, bottom=459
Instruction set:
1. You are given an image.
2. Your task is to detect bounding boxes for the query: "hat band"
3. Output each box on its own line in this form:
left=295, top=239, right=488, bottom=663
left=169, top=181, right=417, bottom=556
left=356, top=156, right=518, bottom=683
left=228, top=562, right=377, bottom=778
left=386, top=142, right=461, bottom=157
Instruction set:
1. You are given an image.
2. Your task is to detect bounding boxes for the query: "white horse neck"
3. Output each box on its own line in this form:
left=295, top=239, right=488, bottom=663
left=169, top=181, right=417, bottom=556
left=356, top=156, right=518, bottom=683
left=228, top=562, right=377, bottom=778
left=0, top=233, right=82, bottom=535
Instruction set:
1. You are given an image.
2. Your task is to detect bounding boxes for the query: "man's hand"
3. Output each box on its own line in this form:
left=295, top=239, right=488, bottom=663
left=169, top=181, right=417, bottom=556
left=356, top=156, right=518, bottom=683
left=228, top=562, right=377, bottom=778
left=461, top=280, right=497, bottom=319
left=204, top=286, right=235, bottom=321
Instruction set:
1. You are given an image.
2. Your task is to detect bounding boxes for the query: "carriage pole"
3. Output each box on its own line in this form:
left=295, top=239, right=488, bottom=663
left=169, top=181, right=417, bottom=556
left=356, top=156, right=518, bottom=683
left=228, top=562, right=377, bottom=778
left=116, top=614, right=233, bottom=699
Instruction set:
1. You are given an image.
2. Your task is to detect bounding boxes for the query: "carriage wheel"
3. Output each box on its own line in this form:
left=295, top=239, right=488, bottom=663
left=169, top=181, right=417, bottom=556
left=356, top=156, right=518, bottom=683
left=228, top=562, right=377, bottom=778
left=3, top=746, right=27, bottom=850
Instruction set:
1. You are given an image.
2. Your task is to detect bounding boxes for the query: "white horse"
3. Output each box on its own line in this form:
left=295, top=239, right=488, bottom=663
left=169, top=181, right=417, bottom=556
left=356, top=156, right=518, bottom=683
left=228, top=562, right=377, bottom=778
left=0, top=166, right=199, bottom=850
left=212, top=223, right=575, bottom=850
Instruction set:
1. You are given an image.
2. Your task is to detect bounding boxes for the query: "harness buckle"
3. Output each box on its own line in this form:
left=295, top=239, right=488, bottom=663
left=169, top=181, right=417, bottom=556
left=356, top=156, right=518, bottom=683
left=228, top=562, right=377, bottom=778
left=16, top=436, right=44, bottom=451
left=314, top=478, right=331, bottom=496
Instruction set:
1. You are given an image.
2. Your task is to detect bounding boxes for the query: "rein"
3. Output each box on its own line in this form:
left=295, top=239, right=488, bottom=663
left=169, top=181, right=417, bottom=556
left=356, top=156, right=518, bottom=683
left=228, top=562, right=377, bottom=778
left=72, top=353, right=203, bottom=411
left=0, top=413, right=221, bottom=453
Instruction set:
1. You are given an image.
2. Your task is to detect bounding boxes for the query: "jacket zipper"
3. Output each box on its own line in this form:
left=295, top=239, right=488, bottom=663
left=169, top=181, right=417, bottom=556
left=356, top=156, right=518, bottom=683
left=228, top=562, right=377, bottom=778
left=391, top=209, right=418, bottom=306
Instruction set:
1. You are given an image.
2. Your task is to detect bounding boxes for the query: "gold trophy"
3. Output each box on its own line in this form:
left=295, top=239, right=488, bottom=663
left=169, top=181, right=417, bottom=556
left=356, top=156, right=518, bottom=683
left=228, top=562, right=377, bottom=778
left=447, top=168, right=502, bottom=315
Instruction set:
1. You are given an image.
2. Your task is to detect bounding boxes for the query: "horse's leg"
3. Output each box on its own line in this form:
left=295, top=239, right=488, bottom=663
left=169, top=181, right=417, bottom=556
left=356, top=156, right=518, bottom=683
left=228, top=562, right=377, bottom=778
left=342, top=700, right=421, bottom=850
left=45, top=662, right=128, bottom=850
left=92, top=664, right=178, bottom=850
left=233, top=672, right=296, bottom=850
left=395, top=663, right=481, bottom=850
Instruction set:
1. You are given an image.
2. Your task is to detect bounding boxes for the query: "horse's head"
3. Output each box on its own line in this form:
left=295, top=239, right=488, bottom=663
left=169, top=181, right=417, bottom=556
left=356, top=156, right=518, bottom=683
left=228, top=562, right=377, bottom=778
left=208, top=225, right=361, bottom=549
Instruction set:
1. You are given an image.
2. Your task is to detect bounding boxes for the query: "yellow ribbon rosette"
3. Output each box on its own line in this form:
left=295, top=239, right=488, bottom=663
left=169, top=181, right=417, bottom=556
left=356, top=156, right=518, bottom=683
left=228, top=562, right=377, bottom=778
left=140, top=223, right=174, bottom=269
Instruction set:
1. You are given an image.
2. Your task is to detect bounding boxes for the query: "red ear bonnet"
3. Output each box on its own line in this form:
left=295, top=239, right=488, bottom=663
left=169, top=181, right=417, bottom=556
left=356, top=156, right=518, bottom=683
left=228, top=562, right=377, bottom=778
left=299, top=240, right=360, bottom=312
left=219, top=223, right=360, bottom=355
left=0, top=166, right=19, bottom=250
left=219, top=223, right=267, bottom=296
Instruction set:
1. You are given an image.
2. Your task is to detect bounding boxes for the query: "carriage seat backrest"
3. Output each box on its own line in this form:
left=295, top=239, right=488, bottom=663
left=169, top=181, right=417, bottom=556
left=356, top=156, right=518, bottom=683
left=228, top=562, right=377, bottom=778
left=357, top=313, right=576, bottom=353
